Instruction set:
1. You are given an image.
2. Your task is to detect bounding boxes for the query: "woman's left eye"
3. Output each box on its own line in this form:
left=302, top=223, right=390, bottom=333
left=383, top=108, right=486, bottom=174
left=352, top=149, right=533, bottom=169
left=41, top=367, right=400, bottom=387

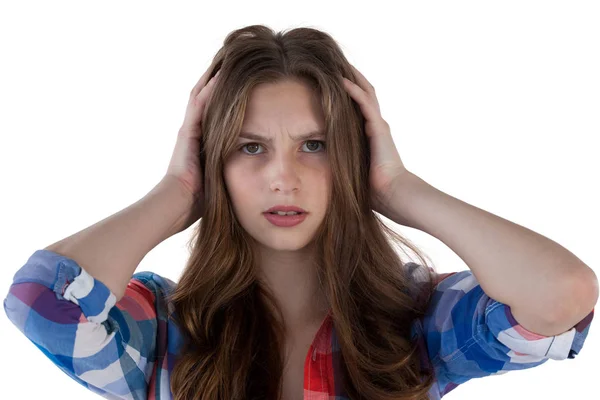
left=303, top=140, right=326, bottom=152
left=239, top=140, right=326, bottom=155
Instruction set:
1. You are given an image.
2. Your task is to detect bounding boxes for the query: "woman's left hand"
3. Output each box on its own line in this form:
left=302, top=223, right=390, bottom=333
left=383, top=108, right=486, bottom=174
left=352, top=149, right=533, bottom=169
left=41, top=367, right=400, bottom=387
left=341, top=64, right=411, bottom=217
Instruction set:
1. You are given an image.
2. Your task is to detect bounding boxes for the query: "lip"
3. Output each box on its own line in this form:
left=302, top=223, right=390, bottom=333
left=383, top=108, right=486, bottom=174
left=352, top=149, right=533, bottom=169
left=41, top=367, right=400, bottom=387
left=264, top=205, right=307, bottom=213
left=263, top=212, right=308, bottom=227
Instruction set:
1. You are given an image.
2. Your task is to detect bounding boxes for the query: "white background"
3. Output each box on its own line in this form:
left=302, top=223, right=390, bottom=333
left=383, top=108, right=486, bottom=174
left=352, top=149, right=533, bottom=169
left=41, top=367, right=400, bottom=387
left=1, top=1, right=598, bottom=399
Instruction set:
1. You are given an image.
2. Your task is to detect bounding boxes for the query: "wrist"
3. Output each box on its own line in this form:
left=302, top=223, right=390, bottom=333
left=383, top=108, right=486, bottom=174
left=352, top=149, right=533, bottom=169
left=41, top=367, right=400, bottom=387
left=151, top=176, right=199, bottom=235
left=381, top=171, right=429, bottom=229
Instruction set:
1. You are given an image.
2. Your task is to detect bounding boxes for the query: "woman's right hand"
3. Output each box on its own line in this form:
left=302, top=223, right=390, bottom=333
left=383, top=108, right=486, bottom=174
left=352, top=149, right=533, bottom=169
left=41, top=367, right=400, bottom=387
left=164, top=65, right=220, bottom=230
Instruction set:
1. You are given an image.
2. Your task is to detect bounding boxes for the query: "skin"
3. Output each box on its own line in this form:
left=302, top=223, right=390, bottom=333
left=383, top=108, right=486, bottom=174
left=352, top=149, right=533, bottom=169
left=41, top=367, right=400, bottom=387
left=223, top=78, right=331, bottom=335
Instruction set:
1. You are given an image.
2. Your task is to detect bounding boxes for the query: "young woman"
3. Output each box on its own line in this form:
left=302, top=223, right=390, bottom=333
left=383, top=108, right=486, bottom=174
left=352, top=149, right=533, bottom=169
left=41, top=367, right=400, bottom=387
left=4, top=24, right=596, bottom=400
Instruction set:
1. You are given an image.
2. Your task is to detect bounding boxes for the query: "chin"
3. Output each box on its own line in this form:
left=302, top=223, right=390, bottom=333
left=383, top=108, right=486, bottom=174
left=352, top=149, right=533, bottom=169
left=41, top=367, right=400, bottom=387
left=252, top=231, right=315, bottom=252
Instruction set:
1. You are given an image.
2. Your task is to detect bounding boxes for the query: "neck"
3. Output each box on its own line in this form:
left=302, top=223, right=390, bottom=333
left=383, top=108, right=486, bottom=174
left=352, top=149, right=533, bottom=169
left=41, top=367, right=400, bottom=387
left=256, top=245, right=329, bottom=332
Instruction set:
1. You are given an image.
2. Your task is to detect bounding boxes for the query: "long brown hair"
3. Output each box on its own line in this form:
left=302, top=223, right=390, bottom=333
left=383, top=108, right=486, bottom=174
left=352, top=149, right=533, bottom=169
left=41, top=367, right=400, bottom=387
left=167, top=24, right=438, bottom=400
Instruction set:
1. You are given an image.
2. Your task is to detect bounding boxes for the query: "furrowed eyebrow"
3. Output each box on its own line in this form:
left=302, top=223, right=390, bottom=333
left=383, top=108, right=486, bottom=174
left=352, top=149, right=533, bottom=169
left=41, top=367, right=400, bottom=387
left=238, top=130, right=325, bottom=143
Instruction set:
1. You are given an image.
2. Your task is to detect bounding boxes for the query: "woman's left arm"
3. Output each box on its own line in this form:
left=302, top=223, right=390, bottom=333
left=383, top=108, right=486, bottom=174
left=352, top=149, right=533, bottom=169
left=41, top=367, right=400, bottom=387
left=341, top=64, right=598, bottom=337
left=383, top=171, right=598, bottom=337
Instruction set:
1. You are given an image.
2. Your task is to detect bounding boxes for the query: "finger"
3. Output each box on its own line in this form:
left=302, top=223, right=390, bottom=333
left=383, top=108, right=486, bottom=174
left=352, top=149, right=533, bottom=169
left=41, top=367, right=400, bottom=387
left=190, top=65, right=220, bottom=99
left=194, top=71, right=220, bottom=105
left=181, top=73, right=220, bottom=134
left=342, top=78, right=379, bottom=122
left=348, top=64, right=376, bottom=95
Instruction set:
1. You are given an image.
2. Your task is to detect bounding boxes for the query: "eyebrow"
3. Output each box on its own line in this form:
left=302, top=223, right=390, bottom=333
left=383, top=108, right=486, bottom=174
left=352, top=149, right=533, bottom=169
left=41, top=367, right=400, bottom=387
left=238, top=130, right=325, bottom=143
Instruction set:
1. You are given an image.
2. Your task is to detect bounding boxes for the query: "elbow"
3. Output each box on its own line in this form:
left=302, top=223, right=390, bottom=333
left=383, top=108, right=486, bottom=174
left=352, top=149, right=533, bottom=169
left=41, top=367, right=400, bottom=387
left=551, top=265, right=598, bottom=324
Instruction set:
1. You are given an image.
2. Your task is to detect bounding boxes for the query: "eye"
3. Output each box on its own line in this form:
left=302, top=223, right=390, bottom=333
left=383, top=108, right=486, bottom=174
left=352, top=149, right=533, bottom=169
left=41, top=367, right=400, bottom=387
left=239, top=140, right=326, bottom=155
left=302, top=140, right=326, bottom=152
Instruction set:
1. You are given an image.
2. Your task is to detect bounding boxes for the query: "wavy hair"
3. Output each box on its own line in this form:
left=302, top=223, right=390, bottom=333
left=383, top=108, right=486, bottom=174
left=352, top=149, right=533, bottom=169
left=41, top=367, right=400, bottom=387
left=167, top=24, right=438, bottom=400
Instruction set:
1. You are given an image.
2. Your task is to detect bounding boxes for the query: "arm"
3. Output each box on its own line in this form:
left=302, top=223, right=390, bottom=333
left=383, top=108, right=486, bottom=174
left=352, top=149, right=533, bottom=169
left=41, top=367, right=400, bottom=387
left=415, top=269, right=594, bottom=398
left=4, top=249, right=176, bottom=399
left=44, top=176, right=193, bottom=301
left=383, top=172, right=598, bottom=336
left=3, top=177, right=186, bottom=398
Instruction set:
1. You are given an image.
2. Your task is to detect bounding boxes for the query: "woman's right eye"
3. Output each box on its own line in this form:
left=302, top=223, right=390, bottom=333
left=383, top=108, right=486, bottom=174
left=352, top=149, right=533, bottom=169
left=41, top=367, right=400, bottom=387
left=240, top=143, right=262, bottom=155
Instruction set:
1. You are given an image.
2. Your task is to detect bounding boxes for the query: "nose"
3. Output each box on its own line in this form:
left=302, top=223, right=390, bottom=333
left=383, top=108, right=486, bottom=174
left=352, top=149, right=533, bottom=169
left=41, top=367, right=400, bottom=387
left=269, top=154, right=301, bottom=193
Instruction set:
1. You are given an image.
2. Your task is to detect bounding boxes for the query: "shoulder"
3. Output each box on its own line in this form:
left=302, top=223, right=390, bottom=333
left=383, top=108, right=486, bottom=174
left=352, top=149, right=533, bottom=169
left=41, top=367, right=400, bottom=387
left=130, top=270, right=178, bottom=294
left=404, top=262, right=457, bottom=300
left=120, top=271, right=179, bottom=317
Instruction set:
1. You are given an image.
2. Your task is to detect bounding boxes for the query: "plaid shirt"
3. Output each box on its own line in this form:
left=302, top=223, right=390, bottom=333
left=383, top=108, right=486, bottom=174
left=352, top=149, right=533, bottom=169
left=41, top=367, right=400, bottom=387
left=4, top=249, right=594, bottom=399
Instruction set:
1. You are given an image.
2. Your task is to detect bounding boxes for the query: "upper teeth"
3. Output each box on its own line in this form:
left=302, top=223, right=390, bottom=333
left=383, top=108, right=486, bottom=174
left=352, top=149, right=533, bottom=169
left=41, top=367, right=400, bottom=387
left=271, top=211, right=300, bottom=215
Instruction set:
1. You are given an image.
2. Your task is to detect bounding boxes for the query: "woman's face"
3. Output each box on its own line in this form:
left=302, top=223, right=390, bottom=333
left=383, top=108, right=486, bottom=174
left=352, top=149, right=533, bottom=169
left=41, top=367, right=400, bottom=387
left=224, top=78, right=330, bottom=252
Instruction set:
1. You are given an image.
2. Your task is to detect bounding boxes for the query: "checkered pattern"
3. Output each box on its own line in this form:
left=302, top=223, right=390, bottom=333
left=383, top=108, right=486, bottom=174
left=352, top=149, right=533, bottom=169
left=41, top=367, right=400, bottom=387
left=4, top=249, right=594, bottom=399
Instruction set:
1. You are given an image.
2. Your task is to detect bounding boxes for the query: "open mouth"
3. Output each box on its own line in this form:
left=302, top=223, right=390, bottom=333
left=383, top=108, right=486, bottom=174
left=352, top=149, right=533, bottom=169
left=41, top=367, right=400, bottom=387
left=266, top=212, right=305, bottom=215
left=263, top=211, right=308, bottom=227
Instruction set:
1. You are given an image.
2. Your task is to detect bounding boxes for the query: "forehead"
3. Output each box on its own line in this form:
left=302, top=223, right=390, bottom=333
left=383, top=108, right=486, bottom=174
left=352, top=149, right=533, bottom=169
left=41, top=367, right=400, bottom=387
left=242, top=79, right=325, bottom=130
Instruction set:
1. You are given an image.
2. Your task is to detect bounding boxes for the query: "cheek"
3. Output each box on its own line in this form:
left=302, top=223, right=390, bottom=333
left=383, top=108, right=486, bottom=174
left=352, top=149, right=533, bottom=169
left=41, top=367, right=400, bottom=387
left=224, top=165, right=257, bottom=203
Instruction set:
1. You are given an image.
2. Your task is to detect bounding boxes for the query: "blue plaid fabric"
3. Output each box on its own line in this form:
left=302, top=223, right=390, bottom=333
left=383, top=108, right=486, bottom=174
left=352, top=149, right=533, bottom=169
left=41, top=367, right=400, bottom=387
left=4, top=249, right=594, bottom=399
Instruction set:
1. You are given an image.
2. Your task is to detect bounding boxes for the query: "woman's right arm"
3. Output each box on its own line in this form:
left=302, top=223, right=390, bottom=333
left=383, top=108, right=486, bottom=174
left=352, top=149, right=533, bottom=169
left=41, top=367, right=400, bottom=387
left=3, top=177, right=191, bottom=398
left=42, top=175, right=193, bottom=302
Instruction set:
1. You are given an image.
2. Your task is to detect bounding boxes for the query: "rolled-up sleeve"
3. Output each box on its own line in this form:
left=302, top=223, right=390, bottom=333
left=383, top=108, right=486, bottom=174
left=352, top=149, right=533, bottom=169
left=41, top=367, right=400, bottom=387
left=420, top=269, right=594, bottom=397
left=3, top=249, right=173, bottom=399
